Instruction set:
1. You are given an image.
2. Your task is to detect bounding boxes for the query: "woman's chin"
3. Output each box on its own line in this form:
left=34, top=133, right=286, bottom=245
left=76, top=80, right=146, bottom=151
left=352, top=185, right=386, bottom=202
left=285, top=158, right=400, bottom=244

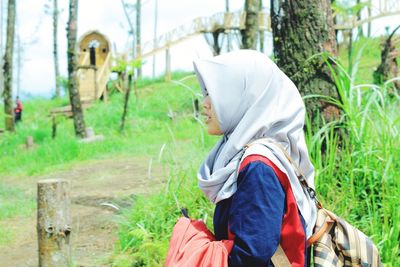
left=207, top=127, right=223, bottom=136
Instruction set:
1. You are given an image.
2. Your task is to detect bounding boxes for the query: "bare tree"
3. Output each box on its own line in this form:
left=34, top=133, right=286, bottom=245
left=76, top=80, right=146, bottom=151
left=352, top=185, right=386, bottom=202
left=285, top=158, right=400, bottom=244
left=120, top=74, right=133, bottom=131
left=15, top=32, right=21, bottom=97
left=3, top=0, right=16, bottom=132
left=0, top=0, right=4, bottom=98
left=225, top=0, right=232, bottom=52
left=53, top=0, right=61, bottom=98
left=136, top=0, right=142, bottom=78
left=120, top=0, right=135, bottom=58
left=67, top=0, right=86, bottom=137
left=259, top=0, right=264, bottom=53
left=271, top=0, right=341, bottom=124
left=356, top=0, right=363, bottom=37
left=152, top=0, right=158, bottom=78
left=367, top=4, right=371, bottom=37
left=241, top=0, right=260, bottom=49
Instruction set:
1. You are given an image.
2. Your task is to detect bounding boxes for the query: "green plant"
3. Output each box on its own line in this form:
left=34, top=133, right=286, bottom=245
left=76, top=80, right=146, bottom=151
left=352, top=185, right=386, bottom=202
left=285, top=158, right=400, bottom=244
left=114, top=57, right=399, bottom=265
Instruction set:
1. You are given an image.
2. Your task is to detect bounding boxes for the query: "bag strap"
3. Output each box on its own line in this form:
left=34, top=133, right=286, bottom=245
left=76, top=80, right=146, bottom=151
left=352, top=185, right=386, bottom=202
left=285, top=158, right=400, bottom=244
left=245, top=138, right=322, bottom=209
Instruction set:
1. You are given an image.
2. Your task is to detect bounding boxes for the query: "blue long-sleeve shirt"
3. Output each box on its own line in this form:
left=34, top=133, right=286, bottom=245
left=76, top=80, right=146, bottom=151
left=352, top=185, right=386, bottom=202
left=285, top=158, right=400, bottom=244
left=213, top=155, right=308, bottom=266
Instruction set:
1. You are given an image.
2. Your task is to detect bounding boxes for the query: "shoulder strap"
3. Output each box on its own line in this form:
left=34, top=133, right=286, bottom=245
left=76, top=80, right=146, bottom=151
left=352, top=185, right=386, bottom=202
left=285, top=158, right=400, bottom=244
left=246, top=138, right=322, bottom=208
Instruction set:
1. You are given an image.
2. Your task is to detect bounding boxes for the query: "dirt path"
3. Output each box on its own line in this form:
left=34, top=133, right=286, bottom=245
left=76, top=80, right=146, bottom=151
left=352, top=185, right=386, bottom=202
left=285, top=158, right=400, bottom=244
left=0, top=156, right=165, bottom=267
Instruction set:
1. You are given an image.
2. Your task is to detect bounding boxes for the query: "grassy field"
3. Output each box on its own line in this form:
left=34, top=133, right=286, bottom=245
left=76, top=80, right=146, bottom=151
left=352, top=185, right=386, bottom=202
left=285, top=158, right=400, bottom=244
left=112, top=41, right=400, bottom=266
left=0, top=39, right=399, bottom=265
left=0, top=71, right=217, bottom=246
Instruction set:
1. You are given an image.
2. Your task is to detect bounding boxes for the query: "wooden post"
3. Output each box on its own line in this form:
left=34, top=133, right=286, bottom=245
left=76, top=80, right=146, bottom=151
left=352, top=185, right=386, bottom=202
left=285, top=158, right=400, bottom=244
left=52, top=116, right=57, bottom=139
left=165, top=46, right=171, bottom=82
left=103, top=82, right=109, bottom=103
left=120, top=73, right=132, bottom=132
left=85, top=127, right=94, bottom=138
left=94, top=68, right=98, bottom=100
left=26, top=135, right=34, bottom=149
left=37, top=179, right=71, bottom=267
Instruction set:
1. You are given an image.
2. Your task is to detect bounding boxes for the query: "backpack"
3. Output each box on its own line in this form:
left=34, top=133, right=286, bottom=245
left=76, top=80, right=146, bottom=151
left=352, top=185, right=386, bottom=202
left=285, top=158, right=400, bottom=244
left=266, top=139, right=383, bottom=267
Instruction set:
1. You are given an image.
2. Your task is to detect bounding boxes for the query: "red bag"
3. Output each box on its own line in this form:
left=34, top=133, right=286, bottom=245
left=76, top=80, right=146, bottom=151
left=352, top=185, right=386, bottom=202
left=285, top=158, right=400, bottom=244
left=165, top=217, right=234, bottom=267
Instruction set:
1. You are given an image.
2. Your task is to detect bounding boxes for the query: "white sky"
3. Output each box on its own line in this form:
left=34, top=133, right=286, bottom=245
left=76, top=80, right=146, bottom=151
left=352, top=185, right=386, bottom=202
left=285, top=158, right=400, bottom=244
left=4, top=0, right=400, bottom=98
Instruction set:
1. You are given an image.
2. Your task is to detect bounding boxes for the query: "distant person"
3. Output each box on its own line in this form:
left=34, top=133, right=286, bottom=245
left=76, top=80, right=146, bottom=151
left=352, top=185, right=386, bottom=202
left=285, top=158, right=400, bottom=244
left=14, top=96, right=23, bottom=123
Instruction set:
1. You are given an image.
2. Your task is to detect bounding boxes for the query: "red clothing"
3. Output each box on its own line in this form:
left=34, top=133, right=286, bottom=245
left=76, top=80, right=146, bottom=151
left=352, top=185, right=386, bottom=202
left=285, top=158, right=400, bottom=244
left=214, top=155, right=307, bottom=266
left=16, top=100, right=23, bottom=110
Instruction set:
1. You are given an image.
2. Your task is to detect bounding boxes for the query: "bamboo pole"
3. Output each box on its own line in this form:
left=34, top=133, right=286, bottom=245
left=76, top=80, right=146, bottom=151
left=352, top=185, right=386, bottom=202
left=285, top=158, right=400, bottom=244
left=37, top=179, right=71, bottom=267
left=165, top=46, right=171, bottom=82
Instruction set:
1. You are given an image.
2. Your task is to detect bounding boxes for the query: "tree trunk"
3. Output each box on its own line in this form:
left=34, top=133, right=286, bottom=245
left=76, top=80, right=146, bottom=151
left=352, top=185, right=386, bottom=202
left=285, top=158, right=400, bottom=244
left=373, top=25, right=400, bottom=91
left=356, top=0, right=364, bottom=38
left=67, top=0, right=86, bottom=138
left=120, top=74, right=132, bottom=132
left=331, top=0, right=339, bottom=53
left=37, top=179, right=71, bottom=267
left=367, top=5, right=371, bottom=37
left=241, top=0, right=260, bottom=49
left=16, top=34, right=21, bottom=97
left=0, top=0, right=4, bottom=98
left=348, top=29, right=353, bottom=73
left=120, top=0, right=136, bottom=83
left=152, top=0, right=158, bottom=78
left=259, top=0, right=264, bottom=53
left=136, top=0, right=142, bottom=78
left=3, top=0, right=16, bottom=132
left=225, top=0, right=232, bottom=51
left=271, top=0, right=341, bottom=124
left=53, top=0, right=61, bottom=98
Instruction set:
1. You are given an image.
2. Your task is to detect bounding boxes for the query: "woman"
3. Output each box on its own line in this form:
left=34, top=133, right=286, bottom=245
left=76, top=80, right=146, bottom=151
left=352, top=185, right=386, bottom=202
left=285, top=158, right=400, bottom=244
left=194, top=50, right=317, bottom=266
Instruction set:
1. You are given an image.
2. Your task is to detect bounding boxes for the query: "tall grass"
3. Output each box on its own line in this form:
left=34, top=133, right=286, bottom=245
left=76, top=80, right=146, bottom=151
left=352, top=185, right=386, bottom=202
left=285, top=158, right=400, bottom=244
left=0, top=57, right=397, bottom=265
left=307, top=55, right=399, bottom=264
left=113, top=62, right=399, bottom=266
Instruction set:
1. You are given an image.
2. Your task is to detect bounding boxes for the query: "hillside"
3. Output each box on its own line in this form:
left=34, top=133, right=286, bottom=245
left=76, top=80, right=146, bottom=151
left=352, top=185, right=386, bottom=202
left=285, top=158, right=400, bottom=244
left=0, top=39, right=399, bottom=266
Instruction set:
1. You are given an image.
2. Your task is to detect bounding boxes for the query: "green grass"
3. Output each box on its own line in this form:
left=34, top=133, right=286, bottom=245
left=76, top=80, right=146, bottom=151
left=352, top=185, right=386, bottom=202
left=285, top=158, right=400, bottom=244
left=0, top=40, right=399, bottom=265
left=0, top=184, right=35, bottom=246
left=112, top=44, right=399, bottom=266
left=0, top=72, right=200, bottom=177
left=306, top=55, right=400, bottom=264
left=0, top=185, right=35, bottom=220
left=0, top=72, right=212, bottom=223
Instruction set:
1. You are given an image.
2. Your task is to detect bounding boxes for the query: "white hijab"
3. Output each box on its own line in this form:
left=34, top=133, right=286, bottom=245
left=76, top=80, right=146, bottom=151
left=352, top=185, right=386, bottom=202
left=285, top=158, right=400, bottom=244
left=194, top=50, right=317, bottom=238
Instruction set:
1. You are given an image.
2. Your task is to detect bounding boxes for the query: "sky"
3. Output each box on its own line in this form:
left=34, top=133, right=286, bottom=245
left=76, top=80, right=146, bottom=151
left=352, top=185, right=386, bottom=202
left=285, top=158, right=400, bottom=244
left=3, top=0, right=400, bottom=98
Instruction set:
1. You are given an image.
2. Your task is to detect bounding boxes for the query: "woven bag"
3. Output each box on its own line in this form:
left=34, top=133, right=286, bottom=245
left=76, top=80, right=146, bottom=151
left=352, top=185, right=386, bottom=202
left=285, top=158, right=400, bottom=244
left=309, top=208, right=382, bottom=267
left=252, top=139, right=383, bottom=267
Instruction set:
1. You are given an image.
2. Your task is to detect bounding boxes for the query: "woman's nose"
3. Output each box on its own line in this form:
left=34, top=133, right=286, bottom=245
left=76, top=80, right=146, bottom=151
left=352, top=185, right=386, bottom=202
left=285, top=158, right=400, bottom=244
left=203, top=96, right=211, bottom=109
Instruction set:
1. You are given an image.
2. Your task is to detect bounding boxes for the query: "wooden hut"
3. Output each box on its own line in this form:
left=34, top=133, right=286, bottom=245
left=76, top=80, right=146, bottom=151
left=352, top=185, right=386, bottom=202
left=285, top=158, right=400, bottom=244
left=77, top=30, right=112, bottom=101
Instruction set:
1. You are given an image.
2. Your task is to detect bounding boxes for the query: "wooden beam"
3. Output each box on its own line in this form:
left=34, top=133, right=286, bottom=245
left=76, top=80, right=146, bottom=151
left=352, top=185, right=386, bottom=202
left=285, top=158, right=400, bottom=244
left=334, top=11, right=400, bottom=30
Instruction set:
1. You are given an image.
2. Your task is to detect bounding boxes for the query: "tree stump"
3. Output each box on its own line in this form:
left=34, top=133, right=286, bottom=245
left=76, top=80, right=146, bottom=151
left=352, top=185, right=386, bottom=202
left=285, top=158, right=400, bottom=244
left=85, top=127, right=95, bottom=138
left=79, top=127, right=104, bottom=143
left=37, top=179, right=71, bottom=267
left=26, top=136, right=34, bottom=149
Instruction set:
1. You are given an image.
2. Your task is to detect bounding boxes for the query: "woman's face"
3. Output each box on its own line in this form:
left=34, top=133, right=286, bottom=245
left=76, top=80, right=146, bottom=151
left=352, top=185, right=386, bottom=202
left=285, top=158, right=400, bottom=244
left=202, top=95, right=223, bottom=135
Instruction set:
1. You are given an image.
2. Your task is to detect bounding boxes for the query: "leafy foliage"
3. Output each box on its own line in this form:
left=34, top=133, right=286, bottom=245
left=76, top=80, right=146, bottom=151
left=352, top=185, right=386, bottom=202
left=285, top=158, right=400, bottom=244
left=113, top=52, right=399, bottom=266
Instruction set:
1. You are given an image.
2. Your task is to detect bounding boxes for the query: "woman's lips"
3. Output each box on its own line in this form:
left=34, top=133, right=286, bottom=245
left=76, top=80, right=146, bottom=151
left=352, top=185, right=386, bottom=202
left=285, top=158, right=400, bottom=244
left=202, top=112, right=211, bottom=123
